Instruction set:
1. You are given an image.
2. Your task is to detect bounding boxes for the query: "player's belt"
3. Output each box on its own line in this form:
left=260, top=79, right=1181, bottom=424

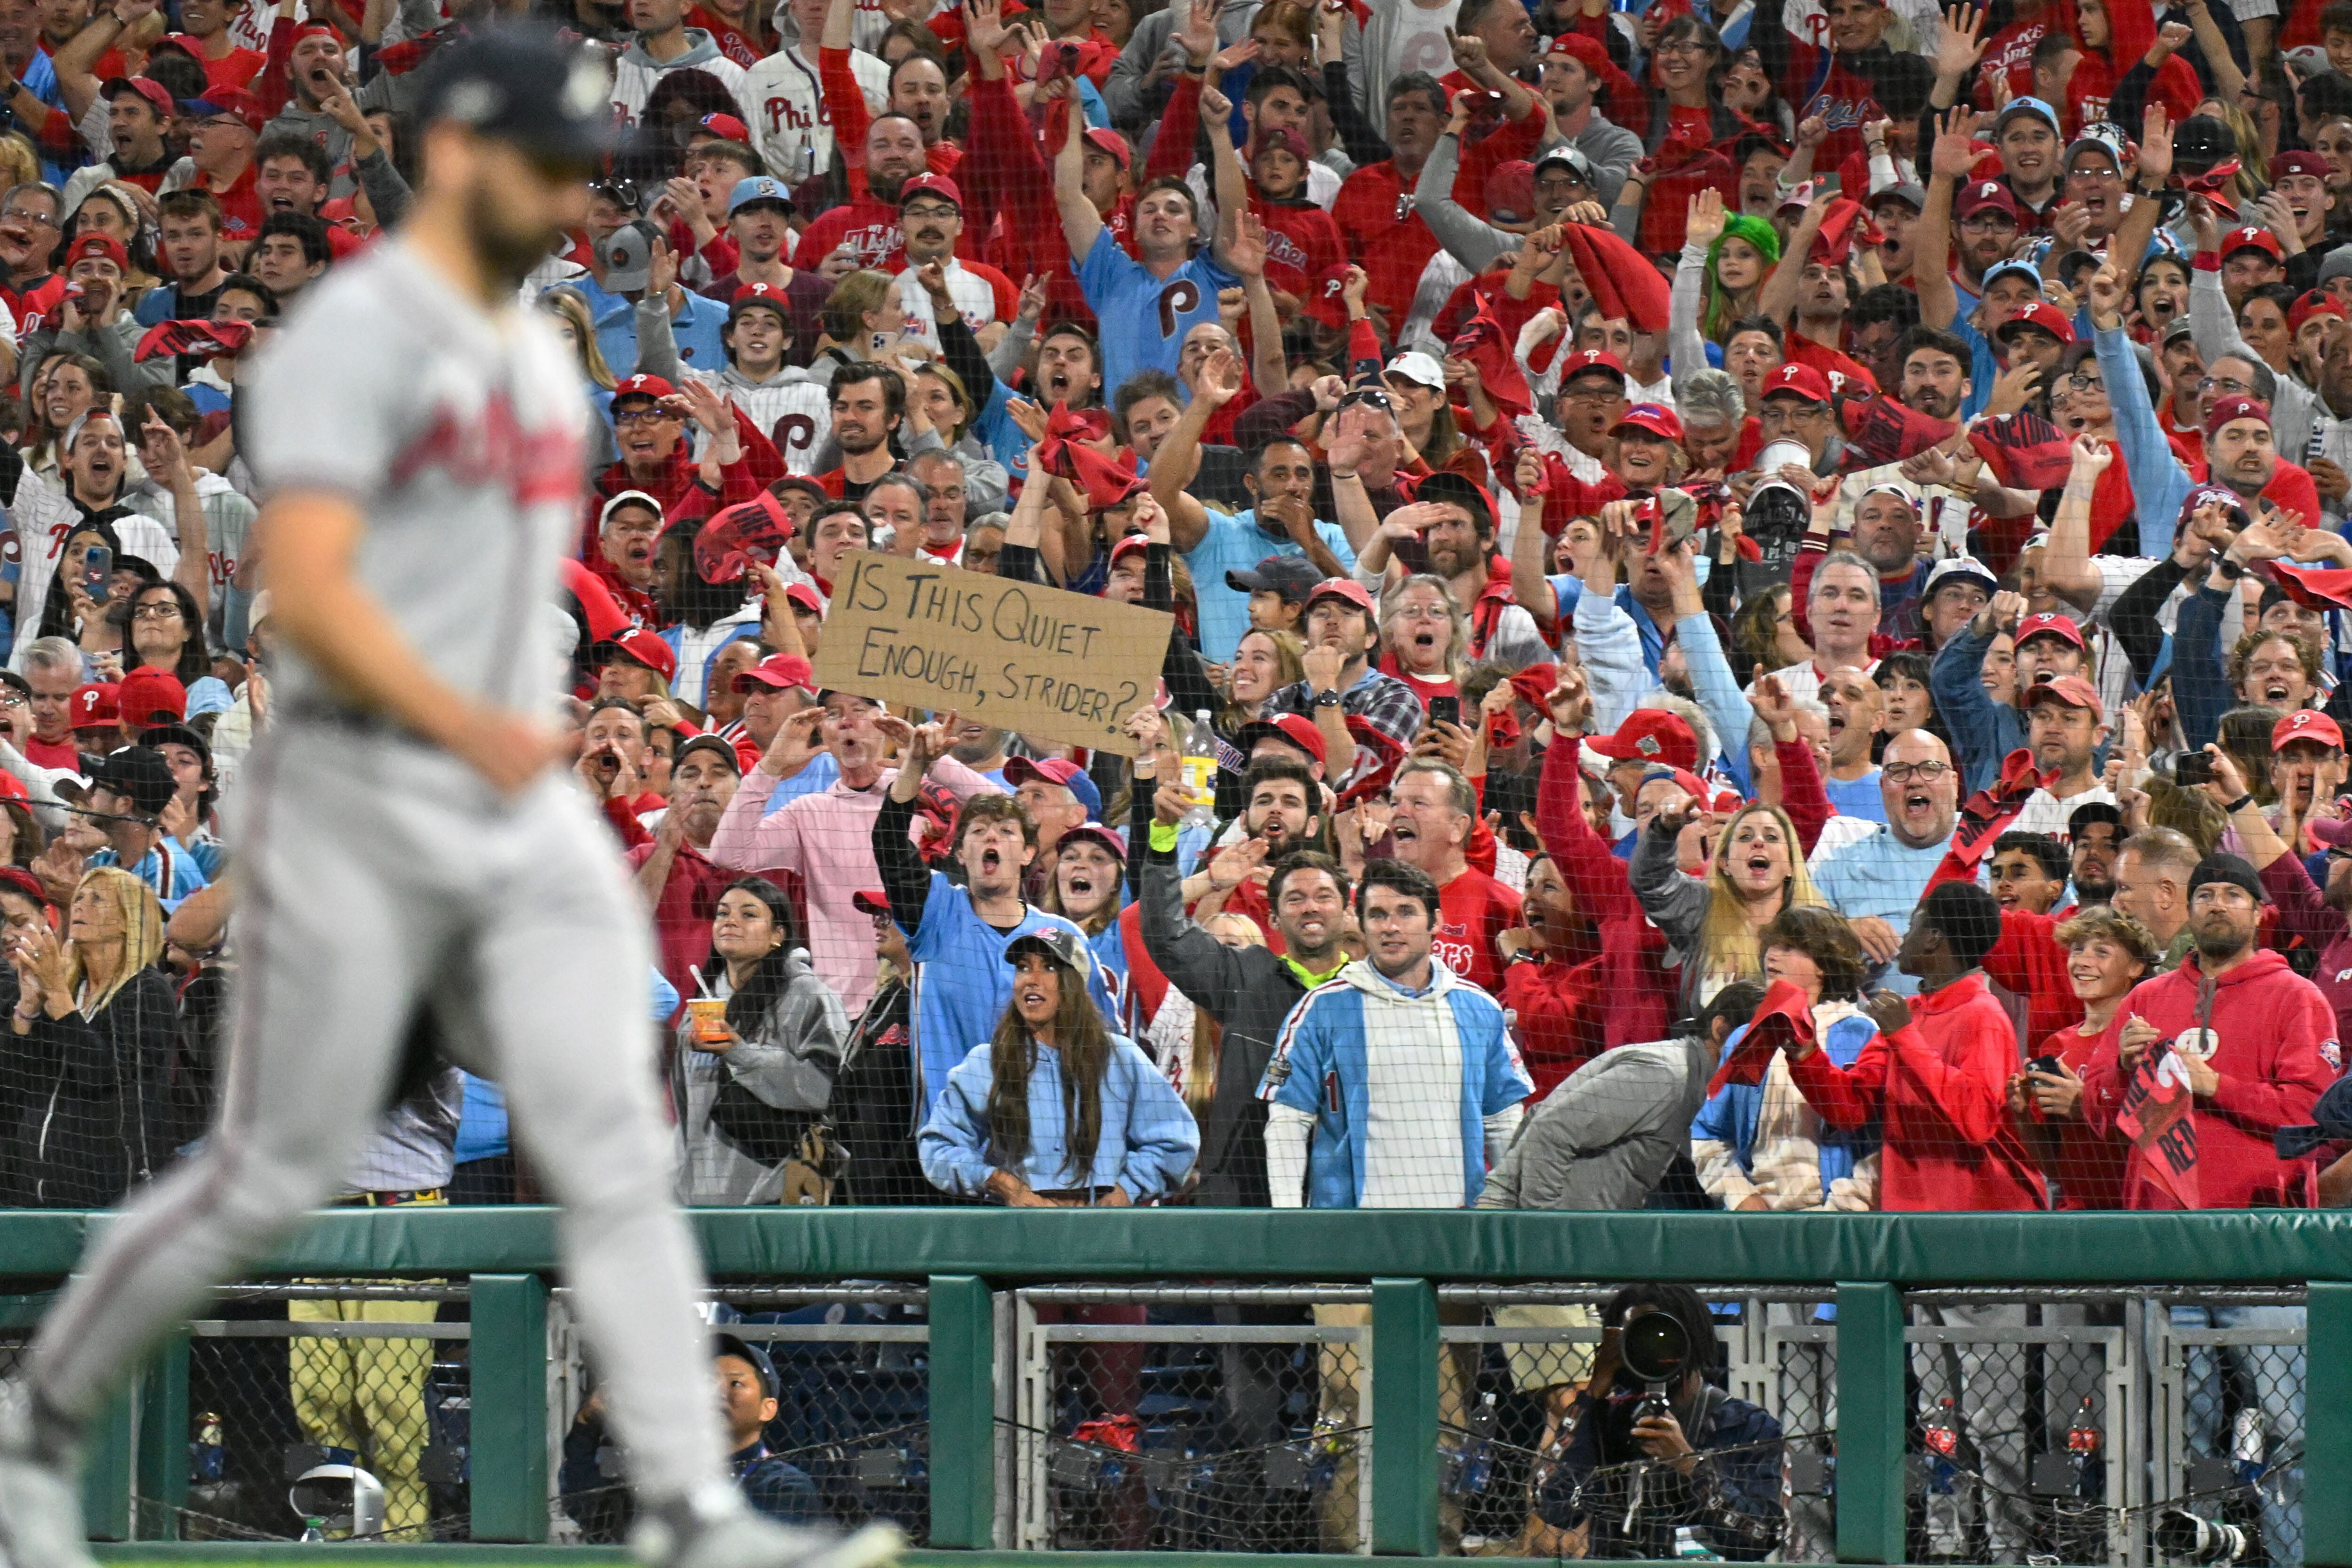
left=332, top=1188, right=447, bottom=1207
left=283, top=702, right=405, bottom=736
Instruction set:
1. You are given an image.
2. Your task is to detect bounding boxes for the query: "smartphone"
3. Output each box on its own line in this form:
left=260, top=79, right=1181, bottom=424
left=1429, top=695, right=1461, bottom=729
left=80, top=544, right=109, bottom=598
left=2176, top=752, right=2215, bottom=787
left=2027, top=1055, right=2064, bottom=1078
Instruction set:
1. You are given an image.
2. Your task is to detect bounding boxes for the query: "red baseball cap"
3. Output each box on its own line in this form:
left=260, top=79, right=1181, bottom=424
left=1236, top=713, right=1327, bottom=768
left=851, top=888, right=893, bottom=916
left=1543, top=31, right=1610, bottom=72
left=71, top=682, right=118, bottom=727
left=117, top=667, right=186, bottom=727
left=1588, top=708, right=1699, bottom=770
left=100, top=77, right=174, bottom=119
left=200, top=87, right=266, bottom=135
left=2015, top=611, right=2085, bottom=650
left=1954, top=178, right=2019, bottom=221
left=1305, top=263, right=1352, bottom=330
left=2022, top=673, right=2103, bottom=718
left=698, top=111, right=750, bottom=142
left=2223, top=225, right=2285, bottom=262
left=1306, top=577, right=1376, bottom=615
left=2292, top=290, right=2346, bottom=333
left=728, top=280, right=794, bottom=324
left=1612, top=403, right=1684, bottom=442
left=1109, top=532, right=1150, bottom=567
left=68, top=233, right=126, bottom=273
left=1483, top=159, right=1535, bottom=225
left=1559, top=348, right=1627, bottom=386
left=2274, top=709, right=2345, bottom=751
left=898, top=173, right=963, bottom=210
left=2274, top=150, right=2331, bottom=183
left=607, top=627, right=677, bottom=682
left=782, top=581, right=825, bottom=617
left=1995, top=301, right=2074, bottom=345
left=612, top=373, right=675, bottom=404
left=2204, top=393, right=2272, bottom=437
left=1759, top=363, right=1833, bottom=404
left=1083, top=126, right=1132, bottom=170
left=733, top=652, right=814, bottom=694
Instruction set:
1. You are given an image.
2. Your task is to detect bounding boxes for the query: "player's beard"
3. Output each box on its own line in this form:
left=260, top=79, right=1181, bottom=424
left=464, top=174, right=564, bottom=292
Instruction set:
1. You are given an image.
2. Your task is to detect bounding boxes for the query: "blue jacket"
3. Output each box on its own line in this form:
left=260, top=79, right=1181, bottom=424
left=2095, top=318, right=2190, bottom=558
left=1930, top=622, right=2025, bottom=793
left=1691, top=1013, right=1880, bottom=1200
left=574, top=275, right=730, bottom=379
left=918, top=1031, right=1199, bottom=1201
left=1261, top=960, right=1532, bottom=1208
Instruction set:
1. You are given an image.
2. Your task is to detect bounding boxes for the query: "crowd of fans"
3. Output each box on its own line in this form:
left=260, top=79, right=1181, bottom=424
left=0, top=0, right=2337, bottom=1229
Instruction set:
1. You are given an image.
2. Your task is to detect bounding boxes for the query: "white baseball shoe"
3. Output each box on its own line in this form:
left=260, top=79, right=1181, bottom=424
left=0, top=1386, right=95, bottom=1568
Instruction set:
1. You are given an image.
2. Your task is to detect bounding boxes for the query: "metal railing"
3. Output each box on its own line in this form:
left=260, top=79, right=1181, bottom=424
left=6, top=1207, right=2350, bottom=1567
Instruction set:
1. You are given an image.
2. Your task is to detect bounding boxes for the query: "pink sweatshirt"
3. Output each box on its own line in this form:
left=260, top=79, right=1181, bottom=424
left=709, top=756, right=1001, bottom=1017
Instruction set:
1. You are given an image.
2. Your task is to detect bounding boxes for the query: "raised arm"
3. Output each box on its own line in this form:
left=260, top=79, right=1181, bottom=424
left=1145, top=346, right=1240, bottom=551
left=1913, top=107, right=1973, bottom=332
left=2039, top=435, right=2114, bottom=615
left=1053, top=88, right=1105, bottom=263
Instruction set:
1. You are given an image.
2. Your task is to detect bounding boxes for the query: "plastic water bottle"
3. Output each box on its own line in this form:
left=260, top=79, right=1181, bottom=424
left=2066, top=1397, right=2102, bottom=1498
left=2232, top=1409, right=2267, bottom=1487
left=1923, top=1398, right=1964, bottom=1560
left=191, top=1411, right=223, bottom=1484
left=1461, top=1392, right=1498, bottom=1496
left=1181, top=709, right=1218, bottom=832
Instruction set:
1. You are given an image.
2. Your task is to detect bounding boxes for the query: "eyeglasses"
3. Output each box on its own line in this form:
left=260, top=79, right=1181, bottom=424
left=2064, top=370, right=2106, bottom=392
left=1, top=206, right=56, bottom=227
left=1881, top=760, right=1954, bottom=784
left=0, top=692, right=27, bottom=710
left=1336, top=386, right=1392, bottom=412
left=1561, top=382, right=1622, bottom=403
left=613, top=406, right=677, bottom=426
left=1655, top=38, right=1710, bottom=56
left=2197, top=375, right=2254, bottom=395
left=130, top=602, right=183, bottom=620
left=592, top=178, right=642, bottom=211
left=1534, top=175, right=1587, bottom=196
left=901, top=202, right=958, bottom=222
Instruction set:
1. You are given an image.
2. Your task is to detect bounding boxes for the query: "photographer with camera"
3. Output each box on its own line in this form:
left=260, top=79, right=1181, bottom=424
left=1530, top=1285, right=1783, bottom=1560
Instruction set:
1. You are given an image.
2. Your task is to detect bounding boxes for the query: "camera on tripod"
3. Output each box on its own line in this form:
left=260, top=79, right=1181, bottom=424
left=2152, top=1507, right=2249, bottom=1563
left=1620, top=1307, right=1692, bottom=1426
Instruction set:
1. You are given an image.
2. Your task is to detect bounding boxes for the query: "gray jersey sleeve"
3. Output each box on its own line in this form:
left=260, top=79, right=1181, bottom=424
left=240, top=262, right=423, bottom=498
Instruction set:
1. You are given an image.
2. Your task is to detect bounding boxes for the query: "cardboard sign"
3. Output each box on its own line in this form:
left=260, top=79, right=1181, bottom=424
left=812, top=553, right=1174, bottom=757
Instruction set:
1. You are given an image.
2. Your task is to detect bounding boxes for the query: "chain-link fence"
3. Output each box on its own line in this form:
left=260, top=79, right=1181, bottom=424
left=176, top=1283, right=471, bottom=1544
left=548, top=1283, right=932, bottom=1547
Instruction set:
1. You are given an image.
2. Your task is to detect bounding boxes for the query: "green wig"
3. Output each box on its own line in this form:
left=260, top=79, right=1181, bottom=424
left=1701, top=214, right=1782, bottom=345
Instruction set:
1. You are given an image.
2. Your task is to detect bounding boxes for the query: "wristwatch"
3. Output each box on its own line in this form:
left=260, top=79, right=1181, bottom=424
left=1313, top=689, right=1343, bottom=709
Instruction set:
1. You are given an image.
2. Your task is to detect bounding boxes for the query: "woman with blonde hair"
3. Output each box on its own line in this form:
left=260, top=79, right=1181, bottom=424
left=2, top=865, right=175, bottom=1207
left=1630, top=788, right=1828, bottom=1022
left=0, top=132, right=40, bottom=197
left=1378, top=572, right=1469, bottom=708
left=539, top=286, right=620, bottom=435
left=815, top=269, right=906, bottom=363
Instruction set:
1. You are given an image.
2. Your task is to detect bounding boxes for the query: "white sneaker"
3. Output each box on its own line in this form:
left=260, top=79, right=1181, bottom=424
left=634, top=1486, right=902, bottom=1568
left=0, top=1387, right=95, bottom=1568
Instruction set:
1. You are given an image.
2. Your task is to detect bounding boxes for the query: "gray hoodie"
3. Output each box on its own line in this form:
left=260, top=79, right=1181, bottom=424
left=1475, top=1035, right=1716, bottom=1211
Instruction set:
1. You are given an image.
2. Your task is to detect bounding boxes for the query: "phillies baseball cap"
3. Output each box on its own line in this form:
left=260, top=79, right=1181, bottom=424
left=1003, top=755, right=1102, bottom=821
left=674, top=732, right=742, bottom=773
left=195, top=87, right=265, bottom=134
left=117, top=667, right=186, bottom=727
left=728, top=280, right=794, bottom=325
left=1384, top=351, right=1446, bottom=390
left=413, top=24, right=621, bottom=165
left=1589, top=708, right=1699, bottom=770
left=1226, top=554, right=1323, bottom=602
left=1083, top=126, right=1132, bottom=169
left=2223, top=225, right=2285, bottom=262
left=727, top=174, right=793, bottom=214
left=1255, top=125, right=1312, bottom=165
left=2290, top=290, right=2345, bottom=333
left=898, top=173, right=963, bottom=210
left=101, top=77, right=174, bottom=118
left=1559, top=348, right=1627, bottom=386
left=850, top=888, right=893, bottom=916
left=2015, top=611, right=2085, bottom=650
left=2274, top=709, right=2345, bottom=751
left=1304, top=262, right=1352, bottom=330
left=1235, top=712, right=1327, bottom=768
left=70, top=683, right=119, bottom=728
left=734, top=652, right=815, bottom=694
left=1995, top=301, right=2075, bottom=345
left=2204, top=393, right=2272, bottom=437
left=1057, top=823, right=1128, bottom=863
left=1004, top=924, right=1089, bottom=974
left=604, top=627, right=677, bottom=682
left=1995, top=96, right=2061, bottom=136
left=698, top=111, right=750, bottom=142
left=1759, top=363, right=1832, bottom=405
left=610, top=374, right=674, bottom=408
left=782, top=581, right=825, bottom=616
left=1305, top=577, right=1376, bottom=616
left=1612, top=403, right=1683, bottom=442
left=1483, top=159, right=1535, bottom=225
left=2022, top=673, right=2104, bottom=718
left=1955, top=179, right=2019, bottom=221
left=1533, top=143, right=1597, bottom=187
left=68, top=233, right=126, bottom=272
left=1924, top=555, right=1999, bottom=599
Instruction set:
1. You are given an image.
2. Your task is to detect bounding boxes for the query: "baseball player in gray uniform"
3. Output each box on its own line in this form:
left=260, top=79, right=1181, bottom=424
left=0, top=29, right=896, bottom=1568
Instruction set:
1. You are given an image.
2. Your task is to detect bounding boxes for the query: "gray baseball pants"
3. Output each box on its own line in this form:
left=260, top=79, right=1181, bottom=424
left=26, top=723, right=727, bottom=1505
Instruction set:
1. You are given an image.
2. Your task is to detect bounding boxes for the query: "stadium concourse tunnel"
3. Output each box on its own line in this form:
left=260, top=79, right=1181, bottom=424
left=12, top=1206, right=2352, bottom=1568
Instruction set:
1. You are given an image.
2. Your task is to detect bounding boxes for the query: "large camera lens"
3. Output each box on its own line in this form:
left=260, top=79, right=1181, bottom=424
left=2152, top=1507, right=2248, bottom=1563
left=1618, top=1307, right=1691, bottom=1386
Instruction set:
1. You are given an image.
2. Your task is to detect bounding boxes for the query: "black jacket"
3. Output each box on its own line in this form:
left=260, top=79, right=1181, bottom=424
left=4, top=966, right=182, bottom=1208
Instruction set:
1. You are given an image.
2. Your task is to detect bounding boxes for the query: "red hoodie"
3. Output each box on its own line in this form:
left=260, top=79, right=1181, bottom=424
left=1784, top=973, right=2048, bottom=1211
left=1534, top=736, right=1674, bottom=1048
left=2080, top=948, right=2338, bottom=1210
left=1926, top=856, right=2086, bottom=1050
left=1501, top=927, right=1609, bottom=1101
